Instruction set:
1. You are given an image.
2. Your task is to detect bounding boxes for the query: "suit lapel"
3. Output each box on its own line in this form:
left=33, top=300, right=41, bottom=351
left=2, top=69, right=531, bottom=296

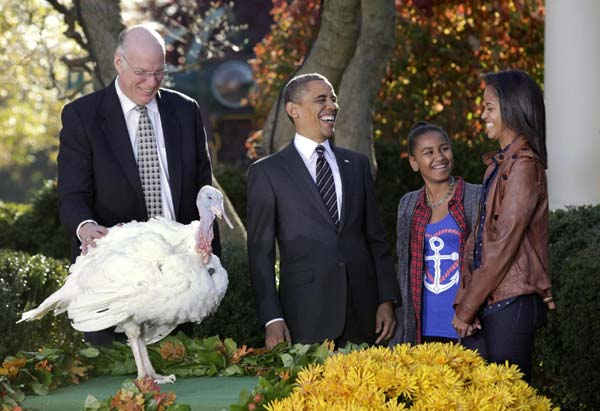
left=333, top=146, right=352, bottom=232
left=279, top=144, right=337, bottom=229
left=156, top=91, right=183, bottom=220
left=100, top=82, right=144, bottom=204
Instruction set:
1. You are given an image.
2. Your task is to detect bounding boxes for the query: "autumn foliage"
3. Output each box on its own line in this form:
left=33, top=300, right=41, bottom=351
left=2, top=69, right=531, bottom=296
left=248, top=0, right=321, bottom=125
left=249, top=0, right=544, bottom=151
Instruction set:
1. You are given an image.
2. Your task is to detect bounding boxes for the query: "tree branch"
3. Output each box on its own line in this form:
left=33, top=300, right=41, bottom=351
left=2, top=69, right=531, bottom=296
left=45, top=0, right=88, bottom=50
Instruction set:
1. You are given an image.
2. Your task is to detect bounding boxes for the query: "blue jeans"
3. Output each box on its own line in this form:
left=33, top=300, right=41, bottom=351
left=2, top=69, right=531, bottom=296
left=461, top=293, right=547, bottom=382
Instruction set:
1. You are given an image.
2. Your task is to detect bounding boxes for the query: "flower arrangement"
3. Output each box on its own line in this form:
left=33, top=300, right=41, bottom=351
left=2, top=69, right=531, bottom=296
left=0, top=335, right=336, bottom=410
left=262, top=343, right=558, bottom=411
left=0, top=347, right=95, bottom=410
left=0, top=338, right=559, bottom=411
left=83, top=377, right=188, bottom=411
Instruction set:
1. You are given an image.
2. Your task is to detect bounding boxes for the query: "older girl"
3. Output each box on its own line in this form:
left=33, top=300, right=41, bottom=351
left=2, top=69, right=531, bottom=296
left=453, top=69, right=554, bottom=382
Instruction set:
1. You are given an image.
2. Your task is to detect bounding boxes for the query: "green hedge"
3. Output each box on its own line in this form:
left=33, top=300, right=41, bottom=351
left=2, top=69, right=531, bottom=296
left=193, top=244, right=261, bottom=346
left=0, top=249, right=80, bottom=357
left=0, top=180, right=70, bottom=260
left=532, top=205, right=600, bottom=411
left=214, top=164, right=248, bottom=225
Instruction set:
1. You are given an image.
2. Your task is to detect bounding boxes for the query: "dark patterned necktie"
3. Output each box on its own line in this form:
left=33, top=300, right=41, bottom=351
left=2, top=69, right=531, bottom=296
left=316, top=145, right=339, bottom=225
left=135, top=105, right=163, bottom=218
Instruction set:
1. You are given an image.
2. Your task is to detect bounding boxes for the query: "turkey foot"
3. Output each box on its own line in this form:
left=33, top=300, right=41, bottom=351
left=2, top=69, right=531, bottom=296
left=150, top=373, right=176, bottom=384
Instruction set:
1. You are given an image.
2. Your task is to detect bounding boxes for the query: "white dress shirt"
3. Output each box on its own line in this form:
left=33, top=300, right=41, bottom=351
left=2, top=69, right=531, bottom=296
left=76, top=80, right=175, bottom=241
left=293, top=134, right=343, bottom=214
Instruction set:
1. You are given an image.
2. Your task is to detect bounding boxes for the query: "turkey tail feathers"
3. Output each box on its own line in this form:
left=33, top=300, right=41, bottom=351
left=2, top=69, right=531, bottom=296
left=17, top=292, right=62, bottom=323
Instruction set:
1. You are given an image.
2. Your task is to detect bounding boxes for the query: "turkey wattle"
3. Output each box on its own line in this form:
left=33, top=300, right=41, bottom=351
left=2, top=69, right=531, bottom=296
left=18, top=185, right=233, bottom=383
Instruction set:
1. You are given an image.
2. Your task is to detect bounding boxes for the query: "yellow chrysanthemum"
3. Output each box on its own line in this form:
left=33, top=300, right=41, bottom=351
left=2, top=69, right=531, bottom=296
left=264, top=344, right=557, bottom=411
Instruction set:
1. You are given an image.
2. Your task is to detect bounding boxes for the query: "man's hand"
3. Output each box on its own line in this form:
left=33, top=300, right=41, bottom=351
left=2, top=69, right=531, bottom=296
left=374, top=301, right=396, bottom=344
left=79, top=222, right=109, bottom=255
left=265, top=320, right=291, bottom=349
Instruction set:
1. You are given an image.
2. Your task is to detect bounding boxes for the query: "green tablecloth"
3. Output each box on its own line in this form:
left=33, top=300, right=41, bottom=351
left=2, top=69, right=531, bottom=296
left=22, top=375, right=258, bottom=411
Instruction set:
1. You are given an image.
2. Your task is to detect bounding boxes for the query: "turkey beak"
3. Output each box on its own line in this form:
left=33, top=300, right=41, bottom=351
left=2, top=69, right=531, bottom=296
left=212, top=204, right=234, bottom=229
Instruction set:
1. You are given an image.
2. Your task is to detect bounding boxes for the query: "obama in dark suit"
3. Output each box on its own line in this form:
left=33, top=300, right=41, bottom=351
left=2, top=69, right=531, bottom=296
left=57, top=25, right=218, bottom=345
left=247, top=73, right=400, bottom=348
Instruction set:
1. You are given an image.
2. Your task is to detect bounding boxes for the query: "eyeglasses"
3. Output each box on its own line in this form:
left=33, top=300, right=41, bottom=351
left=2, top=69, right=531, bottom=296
left=120, top=54, right=168, bottom=80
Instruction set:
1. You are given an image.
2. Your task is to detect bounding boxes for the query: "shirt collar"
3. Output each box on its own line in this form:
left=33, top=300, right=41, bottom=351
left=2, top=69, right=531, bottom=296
left=415, top=176, right=464, bottom=210
left=293, top=133, right=333, bottom=158
left=114, top=76, right=158, bottom=115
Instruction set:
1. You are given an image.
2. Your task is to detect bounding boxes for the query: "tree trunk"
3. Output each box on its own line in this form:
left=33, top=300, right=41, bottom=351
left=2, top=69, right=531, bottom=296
left=75, top=0, right=124, bottom=89
left=261, top=0, right=361, bottom=154
left=335, top=0, right=396, bottom=175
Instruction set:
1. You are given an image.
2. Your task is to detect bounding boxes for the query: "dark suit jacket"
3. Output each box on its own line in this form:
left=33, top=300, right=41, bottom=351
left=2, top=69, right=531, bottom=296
left=246, top=143, right=400, bottom=344
left=58, top=80, right=219, bottom=261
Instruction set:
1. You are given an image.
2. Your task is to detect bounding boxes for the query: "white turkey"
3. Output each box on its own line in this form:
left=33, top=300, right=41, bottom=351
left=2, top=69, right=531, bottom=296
left=18, top=185, right=233, bottom=383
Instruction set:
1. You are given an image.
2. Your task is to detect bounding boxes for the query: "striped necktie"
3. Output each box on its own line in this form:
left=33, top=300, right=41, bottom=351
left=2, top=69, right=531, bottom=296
left=315, top=145, right=339, bottom=225
left=135, top=105, right=163, bottom=218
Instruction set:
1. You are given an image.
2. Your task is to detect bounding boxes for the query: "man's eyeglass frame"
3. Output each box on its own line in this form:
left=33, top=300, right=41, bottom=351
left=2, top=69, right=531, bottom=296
left=120, top=53, right=168, bottom=80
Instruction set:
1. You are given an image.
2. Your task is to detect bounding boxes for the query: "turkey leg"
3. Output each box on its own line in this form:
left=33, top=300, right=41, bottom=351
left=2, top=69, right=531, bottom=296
left=124, top=321, right=176, bottom=384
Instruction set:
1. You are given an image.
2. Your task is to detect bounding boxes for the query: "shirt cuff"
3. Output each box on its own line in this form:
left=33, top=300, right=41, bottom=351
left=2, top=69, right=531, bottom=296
left=76, top=219, right=98, bottom=243
left=265, top=318, right=284, bottom=327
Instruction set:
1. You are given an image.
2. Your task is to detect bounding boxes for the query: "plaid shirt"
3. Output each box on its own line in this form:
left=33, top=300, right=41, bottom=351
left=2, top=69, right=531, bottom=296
left=409, top=177, right=468, bottom=343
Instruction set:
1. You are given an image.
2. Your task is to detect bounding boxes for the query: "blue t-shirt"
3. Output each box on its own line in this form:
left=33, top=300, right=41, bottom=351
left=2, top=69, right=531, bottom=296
left=422, top=213, right=461, bottom=339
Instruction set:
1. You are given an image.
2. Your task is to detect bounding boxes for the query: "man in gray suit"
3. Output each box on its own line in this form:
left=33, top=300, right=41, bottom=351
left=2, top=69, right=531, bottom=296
left=247, top=73, right=400, bottom=349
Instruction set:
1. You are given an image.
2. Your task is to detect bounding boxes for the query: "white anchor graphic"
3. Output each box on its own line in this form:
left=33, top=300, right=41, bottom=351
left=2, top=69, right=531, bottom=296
left=424, top=236, right=459, bottom=295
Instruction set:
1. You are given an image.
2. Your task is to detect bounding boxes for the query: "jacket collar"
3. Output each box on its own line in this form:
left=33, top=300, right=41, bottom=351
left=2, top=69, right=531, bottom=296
left=482, top=136, right=536, bottom=166
left=100, top=81, right=144, bottom=205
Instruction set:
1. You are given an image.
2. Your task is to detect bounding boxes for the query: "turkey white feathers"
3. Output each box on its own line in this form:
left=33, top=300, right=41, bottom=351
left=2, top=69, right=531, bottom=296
left=18, top=185, right=233, bottom=383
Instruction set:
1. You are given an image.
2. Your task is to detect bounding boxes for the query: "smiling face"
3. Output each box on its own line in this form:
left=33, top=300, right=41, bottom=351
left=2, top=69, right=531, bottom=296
left=481, top=85, right=517, bottom=148
left=408, top=130, right=454, bottom=185
left=114, top=29, right=166, bottom=106
left=285, top=79, right=338, bottom=143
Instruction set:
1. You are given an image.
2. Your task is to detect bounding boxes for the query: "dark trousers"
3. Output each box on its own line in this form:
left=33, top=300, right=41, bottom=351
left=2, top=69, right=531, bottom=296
left=335, top=282, right=374, bottom=348
left=84, top=328, right=126, bottom=347
left=84, top=322, right=194, bottom=347
left=462, top=293, right=547, bottom=382
left=423, top=336, right=457, bottom=344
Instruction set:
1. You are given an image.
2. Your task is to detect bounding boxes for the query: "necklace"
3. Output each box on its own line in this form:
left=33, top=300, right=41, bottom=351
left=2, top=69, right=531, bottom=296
left=426, top=176, right=456, bottom=209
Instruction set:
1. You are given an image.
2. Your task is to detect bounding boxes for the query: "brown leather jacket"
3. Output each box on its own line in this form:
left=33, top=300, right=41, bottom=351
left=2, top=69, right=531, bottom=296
left=455, top=136, right=553, bottom=323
